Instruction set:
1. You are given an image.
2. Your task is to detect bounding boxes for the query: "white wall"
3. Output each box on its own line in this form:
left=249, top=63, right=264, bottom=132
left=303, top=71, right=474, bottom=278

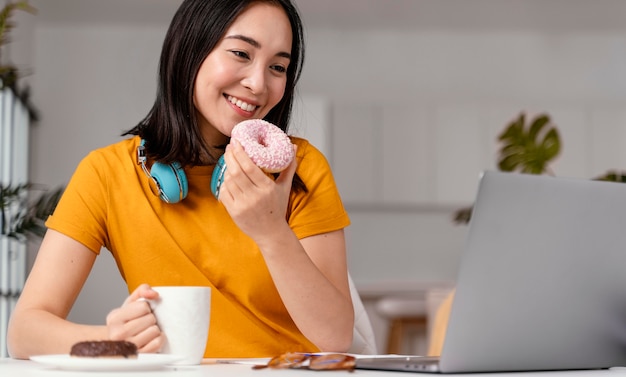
left=9, top=1, right=626, bottom=326
left=302, top=29, right=626, bottom=286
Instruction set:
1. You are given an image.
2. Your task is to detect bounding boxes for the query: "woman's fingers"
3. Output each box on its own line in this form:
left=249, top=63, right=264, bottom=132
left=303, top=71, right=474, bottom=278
left=222, top=141, right=259, bottom=196
left=106, top=284, right=164, bottom=352
left=123, top=284, right=158, bottom=306
left=106, top=301, right=151, bottom=336
left=124, top=318, right=163, bottom=352
left=137, top=329, right=166, bottom=353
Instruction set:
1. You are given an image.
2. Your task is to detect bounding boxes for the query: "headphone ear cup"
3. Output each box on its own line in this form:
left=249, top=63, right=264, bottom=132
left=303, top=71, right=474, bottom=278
left=210, top=155, right=227, bottom=199
left=150, top=161, right=188, bottom=203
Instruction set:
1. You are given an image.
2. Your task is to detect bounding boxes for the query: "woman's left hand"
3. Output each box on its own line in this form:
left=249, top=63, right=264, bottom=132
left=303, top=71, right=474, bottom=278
left=218, top=139, right=297, bottom=240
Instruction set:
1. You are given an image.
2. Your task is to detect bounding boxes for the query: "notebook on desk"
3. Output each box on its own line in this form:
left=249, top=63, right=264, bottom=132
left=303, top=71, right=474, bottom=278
left=356, top=170, right=626, bottom=373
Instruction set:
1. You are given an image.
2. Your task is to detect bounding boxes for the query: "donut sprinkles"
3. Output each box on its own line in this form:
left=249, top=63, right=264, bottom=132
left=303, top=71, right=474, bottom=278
left=210, top=119, right=295, bottom=199
left=231, top=119, right=295, bottom=173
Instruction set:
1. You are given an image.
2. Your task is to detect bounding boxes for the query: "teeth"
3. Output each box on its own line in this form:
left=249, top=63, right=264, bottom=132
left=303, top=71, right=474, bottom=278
left=228, top=96, right=256, bottom=112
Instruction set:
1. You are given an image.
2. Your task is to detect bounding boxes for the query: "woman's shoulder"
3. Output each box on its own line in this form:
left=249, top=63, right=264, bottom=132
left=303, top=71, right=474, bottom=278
left=289, top=136, right=334, bottom=178
left=289, top=135, right=310, bottom=149
left=70, top=137, right=141, bottom=180
left=289, top=136, right=325, bottom=162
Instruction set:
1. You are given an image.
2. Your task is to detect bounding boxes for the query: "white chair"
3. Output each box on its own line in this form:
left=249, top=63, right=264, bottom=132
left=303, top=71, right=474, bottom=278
left=347, top=273, right=377, bottom=354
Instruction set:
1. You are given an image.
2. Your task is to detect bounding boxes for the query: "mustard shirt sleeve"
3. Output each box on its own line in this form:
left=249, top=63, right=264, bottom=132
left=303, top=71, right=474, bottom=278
left=289, top=138, right=350, bottom=239
left=46, top=150, right=111, bottom=254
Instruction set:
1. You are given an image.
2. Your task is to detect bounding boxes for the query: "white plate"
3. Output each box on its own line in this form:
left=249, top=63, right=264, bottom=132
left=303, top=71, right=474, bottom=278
left=30, top=354, right=184, bottom=371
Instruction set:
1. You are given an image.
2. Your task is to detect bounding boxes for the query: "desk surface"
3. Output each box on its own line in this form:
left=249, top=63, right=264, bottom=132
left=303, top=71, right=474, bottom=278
left=2, top=358, right=626, bottom=376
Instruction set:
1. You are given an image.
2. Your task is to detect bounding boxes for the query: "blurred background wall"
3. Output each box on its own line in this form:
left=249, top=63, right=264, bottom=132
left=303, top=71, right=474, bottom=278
left=7, top=0, right=626, bottom=352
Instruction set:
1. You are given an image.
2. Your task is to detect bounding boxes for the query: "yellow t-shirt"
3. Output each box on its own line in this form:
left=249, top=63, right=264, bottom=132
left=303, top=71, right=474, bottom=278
left=46, top=136, right=351, bottom=357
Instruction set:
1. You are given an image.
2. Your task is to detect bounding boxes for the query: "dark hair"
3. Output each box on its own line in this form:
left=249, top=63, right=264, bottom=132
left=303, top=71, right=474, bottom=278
left=123, top=0, right=306, bottom=169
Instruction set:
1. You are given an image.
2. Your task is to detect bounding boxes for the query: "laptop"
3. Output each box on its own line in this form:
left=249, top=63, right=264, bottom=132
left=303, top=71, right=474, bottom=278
left=356, top=170, right=626, bottom=373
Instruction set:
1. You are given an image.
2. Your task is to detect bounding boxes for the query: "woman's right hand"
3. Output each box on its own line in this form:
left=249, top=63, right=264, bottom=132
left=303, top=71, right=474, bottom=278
left=105, top=284, right=165, bottom=353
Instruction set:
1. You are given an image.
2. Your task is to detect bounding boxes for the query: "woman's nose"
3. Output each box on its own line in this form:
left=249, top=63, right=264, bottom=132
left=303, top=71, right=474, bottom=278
left=242, top=65, right=267, bottom=95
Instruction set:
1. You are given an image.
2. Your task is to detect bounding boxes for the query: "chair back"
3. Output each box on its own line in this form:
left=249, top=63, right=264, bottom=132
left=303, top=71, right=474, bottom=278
left=347, top=273, right=377, bottom=354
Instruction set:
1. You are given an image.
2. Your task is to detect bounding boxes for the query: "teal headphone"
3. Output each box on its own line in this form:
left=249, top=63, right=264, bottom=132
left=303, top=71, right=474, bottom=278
left=137, top=140, right=188, bottom=203
left=210, top=155, right=227, bottom=199
left=137, top=139, right=227, bottom=202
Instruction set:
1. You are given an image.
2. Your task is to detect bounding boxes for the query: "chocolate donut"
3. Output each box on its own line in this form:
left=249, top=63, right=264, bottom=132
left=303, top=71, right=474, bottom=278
left=70, top=340, right=138, bottom=358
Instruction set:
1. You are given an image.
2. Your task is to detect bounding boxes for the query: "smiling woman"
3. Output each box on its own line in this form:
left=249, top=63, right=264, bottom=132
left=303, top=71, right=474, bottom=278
left=8, top=0, right=356, bottom=360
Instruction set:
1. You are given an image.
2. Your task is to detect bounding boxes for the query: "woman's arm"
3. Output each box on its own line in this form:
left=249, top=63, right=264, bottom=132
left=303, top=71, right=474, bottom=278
left=263, top=228, right=354, bottom=352
left=219, top=141, right=354, bottom=352
left=7, top=229, right=164, bottom=359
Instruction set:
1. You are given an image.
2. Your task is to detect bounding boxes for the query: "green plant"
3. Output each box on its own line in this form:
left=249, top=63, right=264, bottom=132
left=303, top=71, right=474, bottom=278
left=0, top=183, right=63, bottom=240
left=0, top=0, right=36, bottom=90
left=594, top=171, right=626, bottom=183
left=496, top=113, right=561, bottom=175
left=453, top=112, right=562, bottom=224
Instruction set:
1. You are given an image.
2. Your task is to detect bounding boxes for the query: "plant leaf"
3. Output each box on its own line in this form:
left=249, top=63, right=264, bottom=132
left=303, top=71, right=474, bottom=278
left=496, top=112, right=561, bottom=175
left=0, top=1, right=36, bottom=47
left=1, top=182, right=63, bottom=239
left=528, top=114, right=550, bottom=140
left=594, top=171, right=626, bottom=183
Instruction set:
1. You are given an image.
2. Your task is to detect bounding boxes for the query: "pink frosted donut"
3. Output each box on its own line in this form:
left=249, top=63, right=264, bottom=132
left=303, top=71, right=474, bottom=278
left=231, top=119, right=295, bottom=173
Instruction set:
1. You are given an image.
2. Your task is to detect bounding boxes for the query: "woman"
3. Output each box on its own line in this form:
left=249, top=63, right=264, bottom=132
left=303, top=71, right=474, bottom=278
left=8, top=0, right=354, bottom=358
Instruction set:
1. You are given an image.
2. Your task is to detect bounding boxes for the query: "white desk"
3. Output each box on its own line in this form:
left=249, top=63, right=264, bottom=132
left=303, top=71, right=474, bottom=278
left=2, top=358, right=626, bottom=376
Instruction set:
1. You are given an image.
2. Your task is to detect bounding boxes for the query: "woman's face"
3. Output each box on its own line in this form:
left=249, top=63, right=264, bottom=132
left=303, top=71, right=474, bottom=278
left=193, top=2, right=293, bottom=145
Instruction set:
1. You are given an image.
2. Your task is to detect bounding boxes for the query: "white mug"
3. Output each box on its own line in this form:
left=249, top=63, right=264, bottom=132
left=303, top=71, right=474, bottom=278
left=149, top=286, right=211, bottom=365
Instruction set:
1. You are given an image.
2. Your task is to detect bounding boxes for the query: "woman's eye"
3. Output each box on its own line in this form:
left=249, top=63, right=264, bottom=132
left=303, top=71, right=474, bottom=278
left=271, top=65, right=287, bottom=74
left=231, top=50, right=250, bottom=59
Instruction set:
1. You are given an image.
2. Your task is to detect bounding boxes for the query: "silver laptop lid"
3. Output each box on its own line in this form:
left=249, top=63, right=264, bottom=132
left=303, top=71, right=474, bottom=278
left=440, top=171, right=626, bottom=373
